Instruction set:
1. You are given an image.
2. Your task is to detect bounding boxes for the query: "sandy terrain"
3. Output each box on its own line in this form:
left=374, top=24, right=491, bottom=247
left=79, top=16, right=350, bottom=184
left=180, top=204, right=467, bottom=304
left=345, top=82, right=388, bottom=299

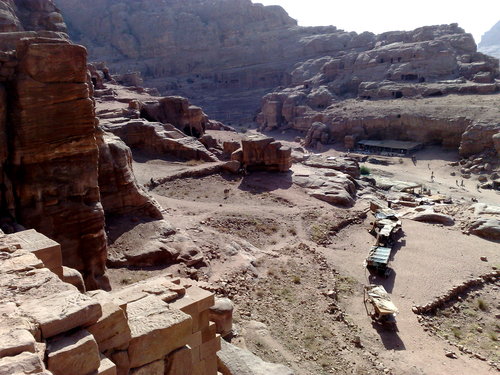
left=105, top=133, right=499, bottom=375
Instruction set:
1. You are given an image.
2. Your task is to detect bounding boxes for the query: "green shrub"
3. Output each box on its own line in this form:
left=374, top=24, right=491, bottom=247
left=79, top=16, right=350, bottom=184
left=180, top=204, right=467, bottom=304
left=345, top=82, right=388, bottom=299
left=360, top=165, right=371, bottom=175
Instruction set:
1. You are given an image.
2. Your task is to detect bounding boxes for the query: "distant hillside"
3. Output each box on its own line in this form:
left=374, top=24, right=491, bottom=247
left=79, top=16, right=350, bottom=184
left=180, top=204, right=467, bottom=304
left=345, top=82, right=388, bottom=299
left=479, top=21, right=500, bottom=59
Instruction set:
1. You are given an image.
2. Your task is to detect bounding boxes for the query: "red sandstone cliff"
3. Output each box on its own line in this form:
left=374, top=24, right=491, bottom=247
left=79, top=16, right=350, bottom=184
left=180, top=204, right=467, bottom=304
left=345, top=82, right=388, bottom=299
left=0, top=0, right=162, bottom=289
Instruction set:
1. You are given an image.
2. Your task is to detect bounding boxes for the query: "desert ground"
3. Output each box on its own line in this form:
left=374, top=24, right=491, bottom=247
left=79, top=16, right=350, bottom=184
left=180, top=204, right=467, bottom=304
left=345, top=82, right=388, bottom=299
left=102, top=126, right=500, bottom=375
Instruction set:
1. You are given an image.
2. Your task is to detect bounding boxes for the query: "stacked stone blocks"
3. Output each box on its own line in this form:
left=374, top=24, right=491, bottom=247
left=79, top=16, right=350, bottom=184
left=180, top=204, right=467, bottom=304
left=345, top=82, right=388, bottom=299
left=0, top=229, right=221, bottom=375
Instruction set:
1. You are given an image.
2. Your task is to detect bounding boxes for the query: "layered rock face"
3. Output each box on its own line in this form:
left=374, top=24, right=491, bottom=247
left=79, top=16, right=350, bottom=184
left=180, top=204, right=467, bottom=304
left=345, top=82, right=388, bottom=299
left=97, top=131, right=163, bottom=220
left=48, top=0, right=369, bottom=122
left=3, top=34, right=109, bottom=290
left=254, top=23, right=499, bottom=156
left=0, top=0, right=162, bottom=289
left=479, top=21, right=500, bottom=59
left=54, top=1, right=500, bottom=125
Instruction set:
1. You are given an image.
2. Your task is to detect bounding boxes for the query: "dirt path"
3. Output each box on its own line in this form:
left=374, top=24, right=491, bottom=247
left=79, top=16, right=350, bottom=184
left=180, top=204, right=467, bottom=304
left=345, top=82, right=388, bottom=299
left=323, top=217, right=498, bottom=375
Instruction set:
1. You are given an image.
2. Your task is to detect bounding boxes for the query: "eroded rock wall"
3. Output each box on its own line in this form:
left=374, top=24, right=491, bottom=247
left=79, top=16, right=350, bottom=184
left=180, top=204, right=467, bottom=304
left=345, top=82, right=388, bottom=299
left=55, top=0, right=499, bottom=125
left=7, top=36, right=108, bottom=289
left=97, top=131, right=163, bottom=220
left=0, top=0, right=163, bottom=290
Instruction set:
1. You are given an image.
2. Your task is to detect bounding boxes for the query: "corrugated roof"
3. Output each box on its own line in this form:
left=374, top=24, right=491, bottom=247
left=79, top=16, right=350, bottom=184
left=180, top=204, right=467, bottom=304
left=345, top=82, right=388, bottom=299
left=357, top=139, right=423, bottom=150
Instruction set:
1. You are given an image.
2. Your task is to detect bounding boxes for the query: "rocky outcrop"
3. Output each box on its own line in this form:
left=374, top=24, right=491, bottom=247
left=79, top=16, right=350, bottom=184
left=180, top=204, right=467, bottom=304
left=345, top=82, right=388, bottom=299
left=57, top=1, right=498, bottom=125
left=0, top=0, right=66, bottom=33
left=466, top=218, right=500, bottom=241
left=94, top=79, right=219, bottom=162
left=0, top=0, right=170, bottom=290
left=0, top=230, right=221, bottom=375
left=293, top=169, right=357, bottom=207
left=140, top=96, right=209, bottom=138
left=259, top=92, right=500, bottom=156
left=97, top=131, right=162, bottom=219
left=231, top=135, right=291, bottom=172
left=3, top=35, right=108, bottom=290
left=406, top=209, right=455, bottom=226
left=303, top=155, right=360, bottom=179
left=101, top=118, right=218, bottom=162
left=478, top=21, right=500, bottom=59
left=302, top=121, right=330, bottom=149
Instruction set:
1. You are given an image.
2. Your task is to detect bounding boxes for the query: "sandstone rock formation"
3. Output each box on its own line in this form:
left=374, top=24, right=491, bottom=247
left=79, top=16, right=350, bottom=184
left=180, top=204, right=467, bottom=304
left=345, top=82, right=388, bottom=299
left=293, top=169, right=357, bottom=207
left=0, top=0, right=165, bottom=289
left=0, top=230, right=222, bottom=375
left=478, top=21, right=500, bottom=59
left=5, top=35, right=108, bottom=290
left=467, top=218, right=500, bottom=241
left=95, top=80, right=219, bottom=162
left=254, top=22, right=499, bottom=157
left=231, top=135, right=292, bottom=172
left=56, top=0, right=499, bottom=127
left=140, top=96, right=209, bottom=138
left=97, top=131, right=163, bottom=219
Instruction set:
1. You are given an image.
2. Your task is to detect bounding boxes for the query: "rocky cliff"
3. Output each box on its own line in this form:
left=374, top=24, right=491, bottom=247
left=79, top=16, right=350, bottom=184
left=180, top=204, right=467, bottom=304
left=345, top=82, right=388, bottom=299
left=0, top=0, right=161, bottom=290
left=55, top=0, right=499, bottom=126
left=479, top=21, right=500, bottom=59
left=51, top=0, right=369, bottom=123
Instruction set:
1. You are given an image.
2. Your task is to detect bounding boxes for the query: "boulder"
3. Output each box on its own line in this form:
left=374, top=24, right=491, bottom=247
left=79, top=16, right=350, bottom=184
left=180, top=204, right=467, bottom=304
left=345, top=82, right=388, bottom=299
left=467, top=218, right=500, bottom=241
left=302, top=121, right=330, bottom=148
left=236, top=135, right=291, bottom=172
left=408, top=211, right=455, bottom=226
left=62, top=266, right=85, bottom=293
left=0, top=328, right=36, bottom=358
left=217, top=340, right=294, bottom=375
left=293, top=170, right=356, bottom=207
left=19, top=290, right=102, bottom=339
left=85, top=292, right=131, bottom=353
left=0, top=351, right=44, bottom=374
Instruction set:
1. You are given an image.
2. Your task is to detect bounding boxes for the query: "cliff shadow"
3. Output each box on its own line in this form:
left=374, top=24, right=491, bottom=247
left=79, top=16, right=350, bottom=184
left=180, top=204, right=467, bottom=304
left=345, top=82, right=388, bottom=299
left=105, top=214, right=163, bottom=245
left=237, top=170, right=294, bottom=193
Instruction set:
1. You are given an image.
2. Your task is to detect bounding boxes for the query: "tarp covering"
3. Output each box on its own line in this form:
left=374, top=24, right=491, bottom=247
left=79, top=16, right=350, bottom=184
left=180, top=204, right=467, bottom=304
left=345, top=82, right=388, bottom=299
left=365, top=285, right=398, bottom=315
left=366, top=246, right=391, bottom=265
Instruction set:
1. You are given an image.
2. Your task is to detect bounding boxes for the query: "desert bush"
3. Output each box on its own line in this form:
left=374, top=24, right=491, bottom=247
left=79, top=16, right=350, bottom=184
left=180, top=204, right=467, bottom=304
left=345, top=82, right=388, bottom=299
left=360, top=165, right=371, bottom=175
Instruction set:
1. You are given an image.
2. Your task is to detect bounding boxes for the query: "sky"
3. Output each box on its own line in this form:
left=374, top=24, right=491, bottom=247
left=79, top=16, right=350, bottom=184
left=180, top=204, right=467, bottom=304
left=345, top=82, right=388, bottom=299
left=254, top=0, right=500, bottom=44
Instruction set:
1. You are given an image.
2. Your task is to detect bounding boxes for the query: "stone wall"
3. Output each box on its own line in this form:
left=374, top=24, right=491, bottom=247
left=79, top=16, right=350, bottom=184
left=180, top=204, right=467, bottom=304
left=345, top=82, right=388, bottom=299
left=0, top=230, right=222, bottom=375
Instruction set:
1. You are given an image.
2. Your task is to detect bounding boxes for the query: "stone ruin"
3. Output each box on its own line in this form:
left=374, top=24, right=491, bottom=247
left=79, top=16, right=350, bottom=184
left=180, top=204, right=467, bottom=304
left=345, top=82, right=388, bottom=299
left=0, top=229, right=223, bottom=375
